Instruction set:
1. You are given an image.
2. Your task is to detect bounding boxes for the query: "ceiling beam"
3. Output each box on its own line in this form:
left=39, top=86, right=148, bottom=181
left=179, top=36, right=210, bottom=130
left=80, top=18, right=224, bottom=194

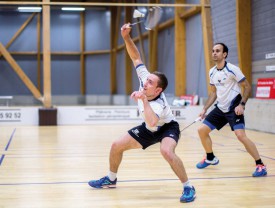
left=0, top=1, right=211, bottom=7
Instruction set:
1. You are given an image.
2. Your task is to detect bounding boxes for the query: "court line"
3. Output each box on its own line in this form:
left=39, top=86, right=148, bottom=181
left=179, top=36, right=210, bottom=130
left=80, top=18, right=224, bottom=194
left=1, top=150, right=244, bottom=158
left=0, top=128, right=16, bottom=166
left=0, top=175, right=274, bottom=186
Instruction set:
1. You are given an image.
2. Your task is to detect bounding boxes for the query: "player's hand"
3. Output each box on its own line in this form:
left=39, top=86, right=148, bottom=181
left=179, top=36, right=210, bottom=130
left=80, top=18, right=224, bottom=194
left=121, top=23, right=131, bottom=38
left=235, top=105, right=244, bottom=115
left=199, top=108, right=207, bottom=119
left=130, top=90, right=147, bottom=102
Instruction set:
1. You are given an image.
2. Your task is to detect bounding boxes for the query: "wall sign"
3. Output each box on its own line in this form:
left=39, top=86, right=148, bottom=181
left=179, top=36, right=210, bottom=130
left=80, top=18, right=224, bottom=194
left=256, top=78, right=275, bottom=99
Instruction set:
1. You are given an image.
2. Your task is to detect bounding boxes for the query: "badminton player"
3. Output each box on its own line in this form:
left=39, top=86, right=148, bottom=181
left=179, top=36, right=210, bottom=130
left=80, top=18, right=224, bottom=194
left=196, top=43, right=267, bottom=177
left=88, top=23, right=196, bottom=203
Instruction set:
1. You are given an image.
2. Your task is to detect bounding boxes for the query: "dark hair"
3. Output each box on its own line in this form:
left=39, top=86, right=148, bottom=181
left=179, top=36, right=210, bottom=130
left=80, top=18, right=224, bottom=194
left=152, top=71, right=168, bottom=92
left=214, top=42, right=229, bottom=58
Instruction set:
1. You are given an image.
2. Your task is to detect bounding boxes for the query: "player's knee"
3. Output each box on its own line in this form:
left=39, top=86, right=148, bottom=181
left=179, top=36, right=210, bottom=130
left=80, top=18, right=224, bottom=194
left=234, top=131, right=246, bottom=143
left=160, top=148, right=174, bottom=163
left=198, top=125, right=207, bottom=137
left=111, top=141, right=123, bottom=152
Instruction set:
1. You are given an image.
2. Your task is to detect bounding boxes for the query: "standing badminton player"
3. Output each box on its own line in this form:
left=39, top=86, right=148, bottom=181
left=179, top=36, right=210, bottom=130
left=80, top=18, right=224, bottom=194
left=196, top=43, right=267, bottom=177
left=88, top=23, right=196, bottom=203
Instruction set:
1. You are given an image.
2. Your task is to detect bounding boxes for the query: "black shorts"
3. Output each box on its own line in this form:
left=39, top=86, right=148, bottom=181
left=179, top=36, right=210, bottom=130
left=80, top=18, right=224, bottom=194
left=203, top=106, right=245, bottom=131
left=128, top=121, right=180, bottom=149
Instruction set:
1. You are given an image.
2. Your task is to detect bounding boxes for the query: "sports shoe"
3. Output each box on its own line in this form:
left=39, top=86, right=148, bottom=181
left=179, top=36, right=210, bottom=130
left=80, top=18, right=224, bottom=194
left=252, top=165, right=267, bottom=177
left=180, top=186, right=196, bottom=203
left=88, top=176, right=117, bottom=188
left=196, top=157, right=219, bottom=169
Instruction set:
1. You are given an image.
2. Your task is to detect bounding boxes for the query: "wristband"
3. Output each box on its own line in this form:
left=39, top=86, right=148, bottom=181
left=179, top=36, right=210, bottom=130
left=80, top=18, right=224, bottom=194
left=240, top=101, right=246, bottom=106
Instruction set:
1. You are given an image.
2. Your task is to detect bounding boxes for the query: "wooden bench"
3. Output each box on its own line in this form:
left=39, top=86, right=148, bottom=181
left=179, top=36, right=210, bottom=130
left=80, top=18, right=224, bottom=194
left=0, top=96, right=13, bottom=106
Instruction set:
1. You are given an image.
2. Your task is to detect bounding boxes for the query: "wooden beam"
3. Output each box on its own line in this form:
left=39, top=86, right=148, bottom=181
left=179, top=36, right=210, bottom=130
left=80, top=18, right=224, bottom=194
left=180, top=6, right=201, bottom=19
left=236, top=0, right=252, bottom=85
left=0, top=13, right=36, bottom=58
left=37, top=13, right=41, bottom=91
left=0, top=1, right=210, bottom=7
left=80, top=11, right=86, bottom=95
left=42, top=0, right=52, bottom=108
left=201, top=0, right=214, bottom=94
left=83, top=50, right=110, bottom=55
left=159, top=18, right=174, bottom=30
left=0, top=42, right=42, bottom=101
left=175, top=0, right=186, bottom=96
left=149, top=28, right=158, bottom=72
left=51, top=52, right=81, bottom=55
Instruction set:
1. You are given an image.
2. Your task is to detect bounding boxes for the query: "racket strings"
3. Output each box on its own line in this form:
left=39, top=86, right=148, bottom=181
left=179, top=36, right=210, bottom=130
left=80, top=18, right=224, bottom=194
left=144, top=7, right=163, bottom=30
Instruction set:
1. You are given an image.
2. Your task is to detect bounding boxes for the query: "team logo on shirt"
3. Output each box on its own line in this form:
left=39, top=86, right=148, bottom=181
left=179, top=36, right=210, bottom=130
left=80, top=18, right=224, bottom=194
left=215, top=79, right=225, bottom=86
left=131, top=129, right=140, bottom=137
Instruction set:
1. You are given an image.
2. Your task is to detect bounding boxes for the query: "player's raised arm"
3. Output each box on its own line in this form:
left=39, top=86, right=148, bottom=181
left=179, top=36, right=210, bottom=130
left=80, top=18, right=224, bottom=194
left=121, top=23, right=143, bottom=67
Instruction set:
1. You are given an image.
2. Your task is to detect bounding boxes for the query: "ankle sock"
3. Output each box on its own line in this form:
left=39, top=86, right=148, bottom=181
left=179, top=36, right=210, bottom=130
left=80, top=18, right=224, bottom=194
left=255, top=159, right=264, bottom=166
left=108, top=171, right=117, bottom=181
left=183, top=180, right=192, bottom=188
left=206, top=152, right=215, bottom=161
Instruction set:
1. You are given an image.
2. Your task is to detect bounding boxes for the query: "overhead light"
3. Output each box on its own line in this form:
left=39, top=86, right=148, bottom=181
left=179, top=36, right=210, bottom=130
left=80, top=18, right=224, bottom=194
left=18, top=7, right=42, bottom=12
left=61, top=7, right=85, bottom=11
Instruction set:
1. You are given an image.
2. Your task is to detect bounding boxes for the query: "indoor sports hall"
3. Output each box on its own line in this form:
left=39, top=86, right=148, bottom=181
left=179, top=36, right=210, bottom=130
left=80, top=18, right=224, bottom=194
left=0, top=0, right=274, bottom=207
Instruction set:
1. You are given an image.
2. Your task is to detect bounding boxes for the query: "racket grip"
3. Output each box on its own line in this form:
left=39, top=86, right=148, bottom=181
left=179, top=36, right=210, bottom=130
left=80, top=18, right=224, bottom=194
left=195, top=117, right=202, bottom=122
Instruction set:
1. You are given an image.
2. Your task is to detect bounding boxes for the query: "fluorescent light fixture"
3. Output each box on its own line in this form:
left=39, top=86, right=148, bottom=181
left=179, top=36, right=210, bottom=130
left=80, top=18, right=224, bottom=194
left=61, top=7, right=85, bottom=11
left=18, top=7, right=42, bottom=12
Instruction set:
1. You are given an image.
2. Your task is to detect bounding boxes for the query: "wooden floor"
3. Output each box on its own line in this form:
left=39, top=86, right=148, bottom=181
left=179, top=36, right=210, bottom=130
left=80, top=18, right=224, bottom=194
left=0, top=122, right=274, bottom=208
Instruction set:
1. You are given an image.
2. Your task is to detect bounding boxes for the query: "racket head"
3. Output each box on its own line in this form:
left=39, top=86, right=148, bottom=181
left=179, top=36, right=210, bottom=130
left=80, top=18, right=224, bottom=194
left=144, top=6, right=163, bottom=30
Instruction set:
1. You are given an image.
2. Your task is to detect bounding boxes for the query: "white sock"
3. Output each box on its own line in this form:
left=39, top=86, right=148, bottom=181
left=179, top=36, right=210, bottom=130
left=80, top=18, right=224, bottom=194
left=108, top=171, right=117, bottom=181
left=183, top=180, right=192, bottom=188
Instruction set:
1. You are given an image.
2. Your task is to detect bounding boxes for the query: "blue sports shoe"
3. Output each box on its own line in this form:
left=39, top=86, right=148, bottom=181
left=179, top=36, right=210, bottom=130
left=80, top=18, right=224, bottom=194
left=196, top=157, right=219, bottom=169
left=88, top=176, right=117, bottom=188
left=180, top=186, right=196, bottom=203
left=252, top=165, right=267, bottom=177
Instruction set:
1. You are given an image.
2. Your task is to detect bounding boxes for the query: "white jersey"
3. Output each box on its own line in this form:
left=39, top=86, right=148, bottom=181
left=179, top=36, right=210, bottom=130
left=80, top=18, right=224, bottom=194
left=136, top=64, right=176, bottom=132
left=209, top=62, right=246, bottom=113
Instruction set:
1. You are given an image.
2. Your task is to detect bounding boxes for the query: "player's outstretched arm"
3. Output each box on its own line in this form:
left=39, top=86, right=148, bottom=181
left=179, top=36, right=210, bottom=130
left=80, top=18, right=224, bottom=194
left=121, top=23, right=143, bottom=67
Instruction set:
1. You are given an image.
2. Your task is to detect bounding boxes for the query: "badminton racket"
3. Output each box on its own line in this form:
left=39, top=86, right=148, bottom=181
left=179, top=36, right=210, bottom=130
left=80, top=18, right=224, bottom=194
left=130, top=6, right=163, bottom=30
left=180, top=117, right=202, bottom=132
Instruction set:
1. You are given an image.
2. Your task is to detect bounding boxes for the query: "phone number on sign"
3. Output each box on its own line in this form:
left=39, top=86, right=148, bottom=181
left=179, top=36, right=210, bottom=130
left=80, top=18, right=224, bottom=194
left=0, top=110, right=21, bottom=121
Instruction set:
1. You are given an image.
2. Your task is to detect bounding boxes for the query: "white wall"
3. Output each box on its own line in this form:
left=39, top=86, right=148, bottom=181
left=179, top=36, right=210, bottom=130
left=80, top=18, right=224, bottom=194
left=245, top=98, right=275, bottom=134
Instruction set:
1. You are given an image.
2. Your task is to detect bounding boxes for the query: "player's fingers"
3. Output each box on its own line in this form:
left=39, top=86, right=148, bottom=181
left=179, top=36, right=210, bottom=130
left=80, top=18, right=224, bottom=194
left=121, top=23, right=128, bottom=30
left=130, top=91, right=136, bottom=98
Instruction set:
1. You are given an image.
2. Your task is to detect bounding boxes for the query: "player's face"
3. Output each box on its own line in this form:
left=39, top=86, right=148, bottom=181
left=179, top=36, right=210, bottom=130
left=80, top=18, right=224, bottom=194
left=212, top=44, right=227, bottom=62
left=143, top=74, right=162, bottom=99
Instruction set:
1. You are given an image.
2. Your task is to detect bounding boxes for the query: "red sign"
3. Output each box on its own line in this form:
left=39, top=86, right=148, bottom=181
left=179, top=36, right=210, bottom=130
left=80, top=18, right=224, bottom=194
left=180, top=95, right=199, bottom=105
left=256, top=78, right=275, bottom=99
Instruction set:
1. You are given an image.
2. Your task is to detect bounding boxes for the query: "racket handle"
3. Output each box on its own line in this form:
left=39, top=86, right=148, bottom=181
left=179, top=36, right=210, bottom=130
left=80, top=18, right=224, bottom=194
left=194, top=117, right=202, bottom=122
